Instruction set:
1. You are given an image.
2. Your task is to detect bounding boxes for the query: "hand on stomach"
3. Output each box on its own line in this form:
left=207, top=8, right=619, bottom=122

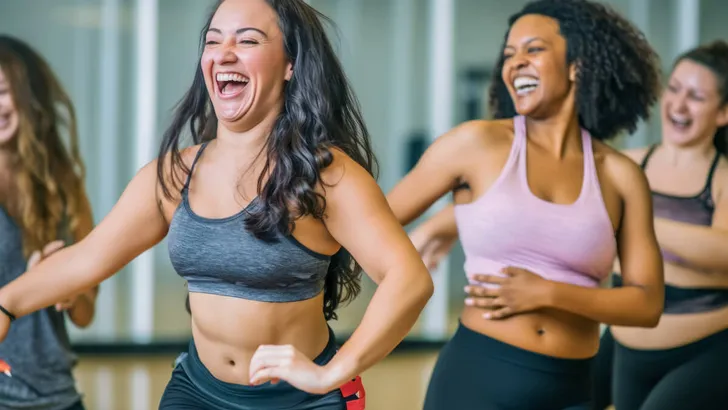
left=461, top=265, right=601, bottom=359
left=189, top=292, right=330, bottom=386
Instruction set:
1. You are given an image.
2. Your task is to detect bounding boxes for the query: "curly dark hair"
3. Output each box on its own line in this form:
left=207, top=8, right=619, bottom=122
left=488, top=0, right=662, bottom=140
left=159, top=0, right=377, bottom=321
left=674, top=40, right=728, bottom=156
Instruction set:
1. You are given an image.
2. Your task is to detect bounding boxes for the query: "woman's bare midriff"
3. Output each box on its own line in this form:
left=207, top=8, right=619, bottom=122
left=612, top=263, right=728, bottom=349
left=189, top=292, right=330, bottom=385
left=461, top=305, right=601, bottom=359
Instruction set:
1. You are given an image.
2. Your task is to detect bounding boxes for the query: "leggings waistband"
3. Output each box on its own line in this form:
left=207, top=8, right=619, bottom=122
left=614, top=326, right=728, bottom=361
left=455, top=322, right=593, bottom=375
left=180, top=327, right=338, bottom=407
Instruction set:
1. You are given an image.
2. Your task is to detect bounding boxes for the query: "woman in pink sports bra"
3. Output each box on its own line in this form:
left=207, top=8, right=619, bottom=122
left=416, top=41, right=728, bottom=410
left=387, top=0, right=664, bottom=409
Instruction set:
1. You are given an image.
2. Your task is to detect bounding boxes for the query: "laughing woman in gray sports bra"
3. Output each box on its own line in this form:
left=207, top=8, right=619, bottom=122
left=0, top=1, right=434, bottom=409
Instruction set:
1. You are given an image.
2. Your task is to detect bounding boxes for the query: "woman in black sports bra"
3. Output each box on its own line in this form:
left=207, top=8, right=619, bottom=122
left=592, top=41, right=728, bottom=410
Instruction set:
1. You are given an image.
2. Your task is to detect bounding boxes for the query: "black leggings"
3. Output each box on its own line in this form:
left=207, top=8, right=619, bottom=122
left=591, top=328, right=615, bottom=410
left=592, top=327, right=728, bottom=410
left=64, top=401, right=85, bottom=410
left=424, top=323, right=593, bottom=410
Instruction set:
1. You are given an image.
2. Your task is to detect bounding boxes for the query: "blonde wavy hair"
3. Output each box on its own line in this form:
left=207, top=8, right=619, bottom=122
left=0, top=35, right=87, bottom=257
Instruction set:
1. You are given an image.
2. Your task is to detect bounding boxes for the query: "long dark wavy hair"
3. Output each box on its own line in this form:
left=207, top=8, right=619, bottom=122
left=488, top=0, right=662, bottom=140
left=0, top=35, right=87, bottom=257
left=674, top=40, right=728, bottom=156
left=159, top=0, right=377, bottom=321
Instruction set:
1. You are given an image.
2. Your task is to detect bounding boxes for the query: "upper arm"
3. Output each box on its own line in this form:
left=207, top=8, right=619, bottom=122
left=71, top=188, right=98, bottom=296
left=72, top=187, right=94, bottom=243
left=322, top=152, right=432, bottom=286
left=711, top=161, right=728, bottom=233
left=386, top=121, right=486, bottom=226
left=610, top=155, right=664, bottom=293
left=76, top=160, right=170, bottom=281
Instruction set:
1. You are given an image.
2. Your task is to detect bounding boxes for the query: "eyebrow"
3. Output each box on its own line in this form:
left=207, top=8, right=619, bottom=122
left=504, top=37, right=548, bottom=50
left=207, top=27, right=268, bottom=39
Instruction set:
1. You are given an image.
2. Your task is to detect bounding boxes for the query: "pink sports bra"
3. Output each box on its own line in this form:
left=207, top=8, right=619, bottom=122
left=454, top=116, right=617, bottom=288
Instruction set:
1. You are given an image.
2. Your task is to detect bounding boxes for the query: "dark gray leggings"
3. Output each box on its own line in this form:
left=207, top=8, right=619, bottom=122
left=592, top=327, right=728, bottom=410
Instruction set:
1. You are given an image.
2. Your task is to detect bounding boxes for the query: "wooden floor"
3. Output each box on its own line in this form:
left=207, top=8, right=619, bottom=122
left=73, top=351, right=439, bottom=410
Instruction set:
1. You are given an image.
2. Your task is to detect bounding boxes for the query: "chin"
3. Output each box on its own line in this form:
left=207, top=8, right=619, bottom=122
left=663, top=134, right=701, bottom=148
left=213, top=102, right=253, bottom=127
left=0, top=124, right=18, bottom=146
left=510, top=92, right=547, bottom=118
left=512, top=99, right=535, bottom=116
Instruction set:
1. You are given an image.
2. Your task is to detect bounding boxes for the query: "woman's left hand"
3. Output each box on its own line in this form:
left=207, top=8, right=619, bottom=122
left=465, top=266, right=554, bottom=319
left=249, top=344, right=333, bottom=395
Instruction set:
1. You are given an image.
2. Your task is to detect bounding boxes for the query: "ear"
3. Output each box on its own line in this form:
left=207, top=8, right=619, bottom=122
left=568, top=60, right=580, bottom=82
left=284, top=62, right=293, bottom=81
left=717, top=104, right=728, bottom=128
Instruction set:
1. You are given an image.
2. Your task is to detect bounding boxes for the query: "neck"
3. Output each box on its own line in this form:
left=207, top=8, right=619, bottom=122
left=215, top=106, right=281, bottom=164
left=524, top=107, right=582, bottom=159
left=659, top=138, right=716, bottom=167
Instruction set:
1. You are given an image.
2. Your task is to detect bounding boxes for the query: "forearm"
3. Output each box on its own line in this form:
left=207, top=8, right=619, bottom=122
left=547, top=281, right=662, bottom=327
left=68, top=287, right=98, bottom=328
left=655, top=219, right=728, bottom=271
left=0, top=244, right=105, bottom=318
left=323, top=272, right=433, bottom=389
left=421, top=203, right=458, bottom=238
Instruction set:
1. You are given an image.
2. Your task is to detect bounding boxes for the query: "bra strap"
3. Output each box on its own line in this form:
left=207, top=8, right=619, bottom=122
left=640, top=144, right=658, bottom=169
left=705, top=149, right=721, bottom=186
left=700, top=149, right=722, bottom=201
left=182, top=142, right=210, bottom=193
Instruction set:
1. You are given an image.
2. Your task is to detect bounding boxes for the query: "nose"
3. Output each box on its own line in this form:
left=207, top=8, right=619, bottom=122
left=506, top=52, right=528, bottom=71
left=672, top=91, right=689, bottom=112
left=213, top=38, right=239, bottom=66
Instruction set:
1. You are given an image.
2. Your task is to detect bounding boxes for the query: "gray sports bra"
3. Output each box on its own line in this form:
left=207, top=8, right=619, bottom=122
left=167, top=142, right=332, bottom=303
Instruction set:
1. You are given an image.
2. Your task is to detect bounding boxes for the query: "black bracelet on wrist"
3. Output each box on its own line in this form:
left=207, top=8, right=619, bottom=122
left=0, top=304, right=16, bottom=322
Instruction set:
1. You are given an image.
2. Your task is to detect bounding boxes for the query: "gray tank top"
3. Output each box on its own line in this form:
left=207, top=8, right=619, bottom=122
left=167, top=142, right=332, bottom=302
left=0, top=207, right=81, bottom=410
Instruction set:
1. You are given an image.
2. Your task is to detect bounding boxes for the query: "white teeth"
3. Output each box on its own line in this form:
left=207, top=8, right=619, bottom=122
left=215, top=73, right=248, bottom=83
left=669, top=113, right=690, bottom=126
left=513, top=76, right=539, bottom=95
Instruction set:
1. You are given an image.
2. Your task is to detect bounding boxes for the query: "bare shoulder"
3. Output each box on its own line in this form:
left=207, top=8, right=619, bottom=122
left=445, top=119, right=514, bottom=149
left=320, top=148, right=374, bottom=190
left=620, top=146, right=650, bottom=165
left=154, top=144, right=207, bottom=220
left=712, top=155, right=728, bottom=202
left=594, top=140, right=650, bottom=196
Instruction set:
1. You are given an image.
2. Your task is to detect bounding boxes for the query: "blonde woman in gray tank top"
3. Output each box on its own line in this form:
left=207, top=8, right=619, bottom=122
left=0, top=35, right=97, bottom=410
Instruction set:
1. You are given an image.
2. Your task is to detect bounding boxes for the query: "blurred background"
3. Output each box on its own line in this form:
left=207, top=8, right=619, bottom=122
left=0, top=0, right=725, bottom=408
